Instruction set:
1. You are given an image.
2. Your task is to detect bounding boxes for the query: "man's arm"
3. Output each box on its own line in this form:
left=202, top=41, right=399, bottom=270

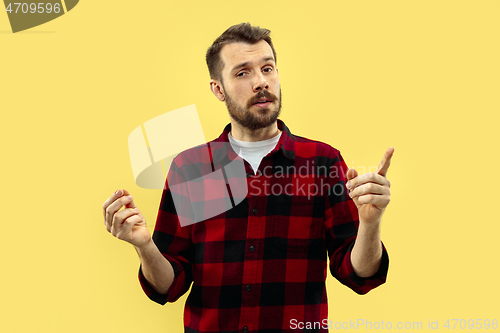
left=102, top=189, right=174, bottom=295
left=347, top=148, right=394, bottom=277
left=135, top=239, right=174, bottom=295
left=350, top=221, right=383, bottom=277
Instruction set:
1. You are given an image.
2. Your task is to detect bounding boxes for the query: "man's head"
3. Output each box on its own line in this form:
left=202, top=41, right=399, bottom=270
left=207, top=23, right=282, bottom=131
left=206, top=23, right=277, bottom=83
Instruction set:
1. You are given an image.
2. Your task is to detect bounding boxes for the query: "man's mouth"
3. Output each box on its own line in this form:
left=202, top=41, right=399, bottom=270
left=253, top=98, right=272, bottom=106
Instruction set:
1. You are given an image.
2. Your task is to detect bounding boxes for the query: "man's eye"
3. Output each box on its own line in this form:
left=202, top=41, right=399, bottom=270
left=237, top=72, right=247, bottom=77
left=263, top=67, right=273, bottom=73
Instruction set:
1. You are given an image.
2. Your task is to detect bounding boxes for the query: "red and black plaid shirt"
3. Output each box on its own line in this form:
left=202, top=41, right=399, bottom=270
left=139, top=119, right=389, bottom=332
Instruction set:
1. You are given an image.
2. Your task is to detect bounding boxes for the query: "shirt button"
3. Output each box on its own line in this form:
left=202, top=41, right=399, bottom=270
left=249, top=245, right=255, bottom=252
left=243, top=326, right=248, bottom=333
left=252, top=208, right=258, bottom=214
left=246, top=284, right=251, bottom=292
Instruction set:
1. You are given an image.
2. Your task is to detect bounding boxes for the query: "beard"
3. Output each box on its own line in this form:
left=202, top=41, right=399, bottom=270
left=224, top=88, right=282, bottom=131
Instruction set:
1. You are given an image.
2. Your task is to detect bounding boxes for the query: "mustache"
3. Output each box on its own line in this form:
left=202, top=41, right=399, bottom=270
left=246, top=90, right=278, bottom=108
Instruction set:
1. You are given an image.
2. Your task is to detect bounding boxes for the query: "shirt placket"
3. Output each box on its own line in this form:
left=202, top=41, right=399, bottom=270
left=238, top=157, right=272, bottom=333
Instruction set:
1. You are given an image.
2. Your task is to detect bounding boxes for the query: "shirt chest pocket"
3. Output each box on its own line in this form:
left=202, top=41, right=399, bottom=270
left=270, top=196, right=325, bottom=251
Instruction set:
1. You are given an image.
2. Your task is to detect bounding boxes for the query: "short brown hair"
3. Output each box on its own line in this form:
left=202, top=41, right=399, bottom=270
left=206, top=23, right=277, bottom=82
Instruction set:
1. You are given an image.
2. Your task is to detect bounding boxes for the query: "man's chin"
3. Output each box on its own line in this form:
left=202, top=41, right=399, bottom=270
left=226, top=97, right=281, bottom=130
left=254, top=107, right=272, bottom=115
left=232, top=115, right=278, bottom=131
left=252, top=104, right=279, bottom=116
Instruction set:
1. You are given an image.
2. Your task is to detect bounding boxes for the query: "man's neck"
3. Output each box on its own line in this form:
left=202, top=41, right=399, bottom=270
left=229, top=120, right=281, bottom=142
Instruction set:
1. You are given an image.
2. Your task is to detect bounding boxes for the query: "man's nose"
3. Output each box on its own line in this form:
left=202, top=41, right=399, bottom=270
left=253, top=72, right=269, bottom=92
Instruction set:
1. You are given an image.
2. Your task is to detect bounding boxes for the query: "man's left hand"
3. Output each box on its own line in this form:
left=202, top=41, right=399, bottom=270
left=346, top=147, right=394, bottom=225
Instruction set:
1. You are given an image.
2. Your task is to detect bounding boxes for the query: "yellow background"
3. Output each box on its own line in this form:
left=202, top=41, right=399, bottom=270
left=1, top=1, right=499, bottom=332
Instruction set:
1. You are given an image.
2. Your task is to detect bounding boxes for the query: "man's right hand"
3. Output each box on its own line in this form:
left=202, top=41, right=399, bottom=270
left=102, top=189, right=151, bottom=248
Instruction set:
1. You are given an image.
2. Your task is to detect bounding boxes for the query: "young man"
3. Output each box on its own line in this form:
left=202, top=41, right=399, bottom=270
left=103, top=23, right=393, bottom=332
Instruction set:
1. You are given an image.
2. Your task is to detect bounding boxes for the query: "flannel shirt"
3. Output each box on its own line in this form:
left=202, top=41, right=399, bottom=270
left=139, top=119, right=389, bottom=332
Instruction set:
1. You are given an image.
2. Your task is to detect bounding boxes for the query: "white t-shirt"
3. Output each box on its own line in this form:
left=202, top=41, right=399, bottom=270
left=228, top=131, right=282, bottom=175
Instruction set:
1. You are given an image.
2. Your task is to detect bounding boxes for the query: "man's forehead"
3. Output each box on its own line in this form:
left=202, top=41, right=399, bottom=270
left=220, top=40, right=275, bottom=70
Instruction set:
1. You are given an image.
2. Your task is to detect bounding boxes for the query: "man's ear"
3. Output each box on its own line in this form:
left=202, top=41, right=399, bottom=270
left=210, top=79, right=225, bottom=102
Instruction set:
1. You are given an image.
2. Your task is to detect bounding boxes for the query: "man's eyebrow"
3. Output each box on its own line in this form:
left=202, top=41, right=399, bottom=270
left=231, top=57, right=276, bottom=73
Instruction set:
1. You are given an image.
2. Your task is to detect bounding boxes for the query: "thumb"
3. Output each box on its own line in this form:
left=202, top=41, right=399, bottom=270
left=121, top=189, right=138, bottom=209
left=347, top=168, right=358, bottom=181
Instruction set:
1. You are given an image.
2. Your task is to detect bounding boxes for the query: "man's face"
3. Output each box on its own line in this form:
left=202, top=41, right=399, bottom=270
left=218, top=40, right=281, bottom=130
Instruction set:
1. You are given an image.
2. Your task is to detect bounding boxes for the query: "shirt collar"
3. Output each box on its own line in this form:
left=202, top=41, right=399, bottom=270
left=211, top=119, right=296, bottom=163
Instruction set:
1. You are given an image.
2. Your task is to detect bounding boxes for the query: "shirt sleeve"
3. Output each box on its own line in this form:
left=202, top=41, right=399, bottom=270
left=138, top=159, right=194, bottom=305
left=324, top=150, right=389, bottom=295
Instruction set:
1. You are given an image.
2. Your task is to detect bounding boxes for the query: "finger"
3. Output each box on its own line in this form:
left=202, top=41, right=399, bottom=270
left=105, top=195, right=134, bottom=232
left=116, top=212, right=142, bottom=240
left=376, top=147, right=395, bottom=177
left=347, top=172, right=390, bottom=190
left=346, top=169, right=358, bottom=189
left=111, top=207, right=140, bottom=236
left=349, top=182, right=390, bottom=199
left=105, top=195, right=132, bottom=228
left=357, top=193, right=391, bottom=209
left=121, top=189, right=137, bottom=209
left=102, top=189, right=124, bottom=224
